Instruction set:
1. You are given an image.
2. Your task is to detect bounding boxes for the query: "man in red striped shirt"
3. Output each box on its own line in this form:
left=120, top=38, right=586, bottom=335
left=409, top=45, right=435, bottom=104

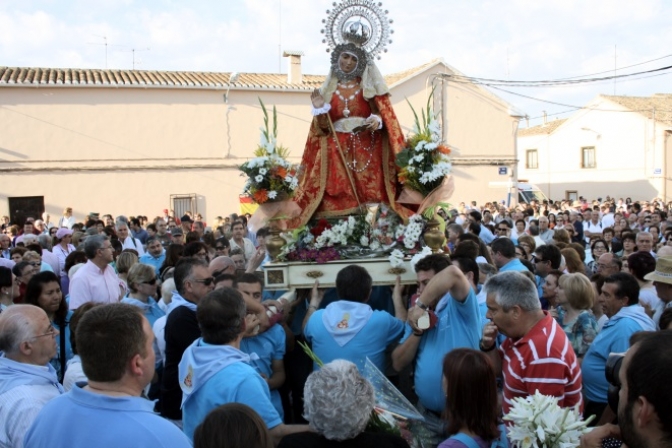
left=480, top=271, right=583, bottom=415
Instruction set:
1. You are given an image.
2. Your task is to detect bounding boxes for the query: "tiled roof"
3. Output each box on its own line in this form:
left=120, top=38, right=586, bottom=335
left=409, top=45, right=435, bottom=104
left=518, top=119, right=567, bottom=137
left=0, top=61, right=444, bottom=90
left=601, top=94, right=672, bottom=125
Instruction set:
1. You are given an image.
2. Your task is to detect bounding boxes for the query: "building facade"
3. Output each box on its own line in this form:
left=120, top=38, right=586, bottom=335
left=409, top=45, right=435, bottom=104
left=518, top=94, right=672, bottom=203
left=0, top=58, right=518, bottom=224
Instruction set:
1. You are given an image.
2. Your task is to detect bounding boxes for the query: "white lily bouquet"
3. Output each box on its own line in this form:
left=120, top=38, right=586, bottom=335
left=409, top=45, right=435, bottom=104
left=504, top=391, right=594, bottom=448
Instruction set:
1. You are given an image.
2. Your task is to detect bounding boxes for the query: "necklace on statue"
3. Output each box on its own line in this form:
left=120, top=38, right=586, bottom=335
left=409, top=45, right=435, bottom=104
left=335, top=85, right=361, bottom=118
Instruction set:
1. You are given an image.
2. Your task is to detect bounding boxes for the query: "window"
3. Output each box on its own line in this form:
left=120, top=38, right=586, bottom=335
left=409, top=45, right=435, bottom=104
left=581, top=146, right=596, bottom=168
left=525, top=149, right=538, bottom=169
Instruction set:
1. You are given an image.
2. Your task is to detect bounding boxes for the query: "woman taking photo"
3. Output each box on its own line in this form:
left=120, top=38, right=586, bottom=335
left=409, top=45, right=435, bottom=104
left=439, top=348, right=506, bottom=448
left=554, top=273, right=598, bottom=361
left=24, top=271, right=73, bottom=381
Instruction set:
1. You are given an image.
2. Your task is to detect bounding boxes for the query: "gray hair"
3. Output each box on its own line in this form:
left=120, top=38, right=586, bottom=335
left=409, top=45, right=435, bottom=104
left=114, top=218, right=129, bottom=231
left=161, top=278, right=175, bottom=304
left=477, top=263, right=497, bottom=281
left=83, top=235, right=109, bottom=260
left=484, top=271, right=540, bottom=312
left=22, top=234, right=38, bottom=246
left=303, top=360, right=374, bottom=441
left=37, top=234, right=52, bottom=250
left=0, top=305, right=40, bottom=355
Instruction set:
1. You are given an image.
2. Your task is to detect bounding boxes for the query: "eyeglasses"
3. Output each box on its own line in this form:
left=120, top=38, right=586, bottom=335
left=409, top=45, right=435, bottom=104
left=497, top=228, right=508, bottom=232
left=215, top=246, right=227, bottom=250
left=192, top=277, right=215, bottom=286
left=28, top=262, right=40, bottom=267
left=31, top=325, right=57, bottom=340
left=532, top=256, right=548, bottom=263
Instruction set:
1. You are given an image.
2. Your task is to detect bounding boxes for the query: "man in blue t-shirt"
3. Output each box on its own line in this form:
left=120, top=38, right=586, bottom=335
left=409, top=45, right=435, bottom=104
left=303, top=265, right=405, bottom=372
left=24, top=303, right=191, bottom=448
left=179, top=288, right=309, bottom=444
left=393, top=254, right=481, bottom=444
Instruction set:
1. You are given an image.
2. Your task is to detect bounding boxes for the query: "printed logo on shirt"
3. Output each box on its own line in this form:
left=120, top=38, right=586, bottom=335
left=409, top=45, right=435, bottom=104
left=336, top=313, right=350, bottom=329
left=183, top=365, right=194, bottom=390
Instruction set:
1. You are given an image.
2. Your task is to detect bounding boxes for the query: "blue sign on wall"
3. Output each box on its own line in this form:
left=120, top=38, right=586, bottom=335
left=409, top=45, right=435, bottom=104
left=498, top=167, right=508, bottom=175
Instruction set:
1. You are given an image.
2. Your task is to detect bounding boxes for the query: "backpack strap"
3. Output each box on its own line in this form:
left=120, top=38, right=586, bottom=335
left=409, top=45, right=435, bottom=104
left=450, top=433, right=481, bottom=448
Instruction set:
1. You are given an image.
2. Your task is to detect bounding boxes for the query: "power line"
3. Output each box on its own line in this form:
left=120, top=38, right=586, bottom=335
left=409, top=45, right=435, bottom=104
left=444, top=64, right=672, bottom=87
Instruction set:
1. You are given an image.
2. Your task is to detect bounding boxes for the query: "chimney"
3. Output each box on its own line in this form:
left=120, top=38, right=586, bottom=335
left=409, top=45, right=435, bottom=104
left=283, top=50, right=304, bottom=84
left=542, top=110, right=547, bottom=126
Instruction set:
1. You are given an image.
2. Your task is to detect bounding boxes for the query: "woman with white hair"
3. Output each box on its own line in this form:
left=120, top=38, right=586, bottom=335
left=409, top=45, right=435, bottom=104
left=278, top=359, right=408, bottom=447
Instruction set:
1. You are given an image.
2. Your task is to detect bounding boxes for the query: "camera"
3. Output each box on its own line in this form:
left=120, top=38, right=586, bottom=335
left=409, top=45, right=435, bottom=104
left=605, top=352, right=625, bottom=413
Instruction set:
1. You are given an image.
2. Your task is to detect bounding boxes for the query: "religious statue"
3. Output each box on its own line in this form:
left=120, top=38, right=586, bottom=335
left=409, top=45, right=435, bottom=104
left=291, top=1, right=409, bottom=227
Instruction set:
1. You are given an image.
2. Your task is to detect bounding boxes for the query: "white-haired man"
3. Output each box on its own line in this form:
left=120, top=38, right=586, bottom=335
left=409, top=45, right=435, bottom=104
left=0, top=305, right=64, bottom=448
left=480, top=271, right=583, bottom=415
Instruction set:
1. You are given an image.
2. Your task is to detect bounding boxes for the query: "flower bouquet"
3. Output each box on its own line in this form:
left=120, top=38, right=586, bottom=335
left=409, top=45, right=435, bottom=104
left=396, top=89, right=454, bottom=221
left=241, top=98, right=301, bottom=231
left=504, top=391, right=594, bottom=448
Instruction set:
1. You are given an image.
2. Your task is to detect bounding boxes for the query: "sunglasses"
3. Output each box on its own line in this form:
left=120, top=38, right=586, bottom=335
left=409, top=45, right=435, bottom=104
left=142, top=279, right=157, bottom=286
left=192, top=277, right=215, bottom=286
left=215, top=246, right=227, bottom=250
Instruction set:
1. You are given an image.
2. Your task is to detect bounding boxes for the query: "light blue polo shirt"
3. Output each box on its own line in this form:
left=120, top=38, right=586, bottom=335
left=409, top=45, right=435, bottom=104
left=240, top=324, right=286, bottom=419
left=498, top=258, right=528, bottom=273
left=24, top=385, right=191, bottom=448
left=304, top=303, right=405, bottom=372
left=400, top=287, right=481, bottom=413
left=182, top=361, right=282, bottom=441
left=138, top=251, right=166, bottom=277
left=583, top=305, right=656, bottom=403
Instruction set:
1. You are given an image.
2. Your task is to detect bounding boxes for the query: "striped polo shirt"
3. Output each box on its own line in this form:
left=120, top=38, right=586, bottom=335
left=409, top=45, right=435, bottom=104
left=499, top=312, right=583, bottom=415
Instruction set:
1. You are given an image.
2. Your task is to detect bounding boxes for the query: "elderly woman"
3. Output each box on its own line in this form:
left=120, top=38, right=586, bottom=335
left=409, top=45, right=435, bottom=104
left=121, top=263, right=165, bottom=326
left=587, top=238, right=609, bottom=275
left=555, top=273, right=598, bottom=361
left=22, top=250, right=53, bottom=273
left=25, top=271, right=73, bottom=381
left=278, top=360, right=408, bottom=447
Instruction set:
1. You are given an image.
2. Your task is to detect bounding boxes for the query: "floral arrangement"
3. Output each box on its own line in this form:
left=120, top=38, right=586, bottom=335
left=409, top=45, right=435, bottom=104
left=396, top=90, right=452, bottom=198
left=239, top=98, right=299, bottom=204
left=276, top=205, right=429, bottom=263
left=504, top=391, right=594, bottom=448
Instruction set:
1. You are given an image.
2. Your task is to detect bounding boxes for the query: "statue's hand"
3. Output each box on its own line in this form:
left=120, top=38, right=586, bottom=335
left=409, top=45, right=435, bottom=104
left=311, top=88, right=325, bottom=109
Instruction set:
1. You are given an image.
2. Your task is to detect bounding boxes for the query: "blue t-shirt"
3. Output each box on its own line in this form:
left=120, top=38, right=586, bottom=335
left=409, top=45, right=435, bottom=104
left=582, top=308, right=647, bottom=403
left=498, top=258, right=528, bottom=273
left=121, top=297, right=166, bottom=327
left=138, top=252, right=166, bottom=277
left=240, top=324, right=286, bottom=419
left=399, top=287, right=481, bottom=412
left=182, top=361, right=282, bottom=441
left=24, top=385, right=191, bottom=448
left=304, top=303, right=405, bottom=372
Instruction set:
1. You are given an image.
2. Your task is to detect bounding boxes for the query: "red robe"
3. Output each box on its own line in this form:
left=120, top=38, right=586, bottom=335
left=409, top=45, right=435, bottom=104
left=292, top=86, right=408, bottom=227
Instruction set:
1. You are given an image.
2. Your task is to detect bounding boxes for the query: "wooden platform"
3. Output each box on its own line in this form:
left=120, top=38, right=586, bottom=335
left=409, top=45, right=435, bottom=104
left=264, top=257, right=417, bottom=290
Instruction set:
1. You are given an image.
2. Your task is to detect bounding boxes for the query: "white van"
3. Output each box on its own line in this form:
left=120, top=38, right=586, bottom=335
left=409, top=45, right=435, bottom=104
left=517, top=183, right=549, bottom=204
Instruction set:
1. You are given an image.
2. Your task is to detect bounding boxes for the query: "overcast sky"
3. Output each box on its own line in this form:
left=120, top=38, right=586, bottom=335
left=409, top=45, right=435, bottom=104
left=1, top=0, right=671, bottom=126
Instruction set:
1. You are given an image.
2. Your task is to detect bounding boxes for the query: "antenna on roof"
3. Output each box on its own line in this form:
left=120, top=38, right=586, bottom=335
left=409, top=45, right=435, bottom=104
left=120, top=47, right=151, bottom=70
left=87, top=35, right=129, bottom=69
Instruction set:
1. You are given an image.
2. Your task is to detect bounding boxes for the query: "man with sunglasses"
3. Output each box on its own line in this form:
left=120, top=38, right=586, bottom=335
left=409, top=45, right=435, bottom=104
left=0, top=305, right=64, bottom=447
left=160, top=257, right=214, bottom=426
left=495, top=220, right=518, bottom=245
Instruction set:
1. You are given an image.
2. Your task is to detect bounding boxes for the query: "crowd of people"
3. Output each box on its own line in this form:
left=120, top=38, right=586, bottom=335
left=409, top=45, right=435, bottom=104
left=0, top=196, right=671, bottom=448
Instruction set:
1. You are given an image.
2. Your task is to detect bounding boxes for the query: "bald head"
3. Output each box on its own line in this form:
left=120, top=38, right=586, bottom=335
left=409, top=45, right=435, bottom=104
left=0, top=305, right=53, bottom=362
left=209, top=256, right=236, bottom=276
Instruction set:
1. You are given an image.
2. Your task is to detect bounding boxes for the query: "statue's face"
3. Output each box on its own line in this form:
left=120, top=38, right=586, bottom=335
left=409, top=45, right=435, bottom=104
left=338, top=52, right=358, bottom=74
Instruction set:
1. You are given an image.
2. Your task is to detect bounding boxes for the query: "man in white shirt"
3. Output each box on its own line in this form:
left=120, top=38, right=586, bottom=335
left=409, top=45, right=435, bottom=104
left=584, top=210, right=603, bottom=244
left=69, top=235, right=124, bottom=310
left=229, top=221, right=255, bottom=261
left=115, top=219, right=145, bottom=255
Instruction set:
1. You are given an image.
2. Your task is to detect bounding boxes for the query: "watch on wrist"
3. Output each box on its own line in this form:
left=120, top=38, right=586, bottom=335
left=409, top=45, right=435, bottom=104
left=416, top=300, right=430, bottom=311
left=479, top=340, right=496, bottom=352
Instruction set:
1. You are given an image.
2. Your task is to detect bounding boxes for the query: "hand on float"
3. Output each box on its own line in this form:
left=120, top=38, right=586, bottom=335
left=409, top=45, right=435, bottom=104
left=365, top=115, right=381, bottom=130
left=311, top=89, right=325, bottom=109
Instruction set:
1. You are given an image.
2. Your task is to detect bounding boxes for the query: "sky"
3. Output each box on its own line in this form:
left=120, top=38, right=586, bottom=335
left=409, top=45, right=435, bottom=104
left=1, top=0, right=671, bottom=126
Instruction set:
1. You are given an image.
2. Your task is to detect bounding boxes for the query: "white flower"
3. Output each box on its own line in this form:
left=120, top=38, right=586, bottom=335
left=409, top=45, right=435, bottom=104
left=268, top=190, right=278, bottom=199
left=413, top=154, right=424, bottom=163
left=389, top=249, right=405, bottom=268
left=369, top=240, right=381, bottom=251
left=410, top=247, right=433, bottom=270
left=259, top=168, right=267, bottom=175
left=255, top=175, right=264, bottom=183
